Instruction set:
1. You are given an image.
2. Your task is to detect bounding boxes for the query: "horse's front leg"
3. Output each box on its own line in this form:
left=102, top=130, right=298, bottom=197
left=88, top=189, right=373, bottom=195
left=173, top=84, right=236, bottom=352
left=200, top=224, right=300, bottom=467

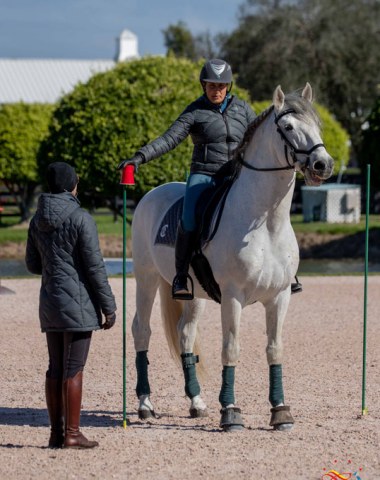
left=132, top=272, right=159, bottom=420
left=264, top=290, right=295, bottom=431
left=219, top=294, right=244, bottom=432
left=178, top=299, right=208, bottom=418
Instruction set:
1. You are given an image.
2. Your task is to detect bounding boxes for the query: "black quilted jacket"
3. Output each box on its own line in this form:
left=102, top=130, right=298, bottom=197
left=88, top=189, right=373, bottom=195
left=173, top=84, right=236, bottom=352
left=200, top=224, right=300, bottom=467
left=25, top=192, right=116, bottom=333
left=138, top=94, right=256, bottom=175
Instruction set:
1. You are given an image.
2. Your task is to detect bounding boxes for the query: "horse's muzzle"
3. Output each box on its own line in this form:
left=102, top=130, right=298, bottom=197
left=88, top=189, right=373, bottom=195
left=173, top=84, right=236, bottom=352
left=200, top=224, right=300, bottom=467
left=304, top=153, right=334, bottom=186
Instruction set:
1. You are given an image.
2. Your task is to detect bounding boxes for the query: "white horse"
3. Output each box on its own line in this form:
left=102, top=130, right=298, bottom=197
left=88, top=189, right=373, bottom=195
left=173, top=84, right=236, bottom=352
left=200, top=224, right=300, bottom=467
left=131, top=83, right=334, bottom=431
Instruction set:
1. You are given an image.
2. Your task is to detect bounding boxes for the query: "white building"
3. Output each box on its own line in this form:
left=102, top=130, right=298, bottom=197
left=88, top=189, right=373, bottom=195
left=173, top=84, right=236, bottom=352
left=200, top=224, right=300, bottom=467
left=0, top=30, right=139, bottom=104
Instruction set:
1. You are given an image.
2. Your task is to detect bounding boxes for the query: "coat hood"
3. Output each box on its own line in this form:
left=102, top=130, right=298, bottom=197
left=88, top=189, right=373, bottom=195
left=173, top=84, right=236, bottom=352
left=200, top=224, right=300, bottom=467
left=33, top=192, right=80, bottom=232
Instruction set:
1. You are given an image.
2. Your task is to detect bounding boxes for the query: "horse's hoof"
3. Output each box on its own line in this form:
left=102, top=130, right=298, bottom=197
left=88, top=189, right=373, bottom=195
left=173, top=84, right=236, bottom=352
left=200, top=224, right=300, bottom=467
left=269, top=405, right=294, bottom=430
left=274, top=422, right=294, bottom=431
left=189, top=407, right=208, bottom=418
left=220, top=407, right=244, bottom=432
left=222, top=423, right=244, bottom=433
left=138, top=408, right=155, bottom=420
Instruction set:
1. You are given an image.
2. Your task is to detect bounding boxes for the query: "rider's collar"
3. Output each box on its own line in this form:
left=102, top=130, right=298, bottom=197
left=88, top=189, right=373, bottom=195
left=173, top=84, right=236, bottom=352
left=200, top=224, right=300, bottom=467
left=203, top=93, right=232, bottom=112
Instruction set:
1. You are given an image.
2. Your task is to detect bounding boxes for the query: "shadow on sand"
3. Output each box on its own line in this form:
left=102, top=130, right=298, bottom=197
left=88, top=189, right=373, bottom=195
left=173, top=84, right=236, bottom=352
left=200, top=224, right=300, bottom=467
left=0, top=407, right=125, bottom=428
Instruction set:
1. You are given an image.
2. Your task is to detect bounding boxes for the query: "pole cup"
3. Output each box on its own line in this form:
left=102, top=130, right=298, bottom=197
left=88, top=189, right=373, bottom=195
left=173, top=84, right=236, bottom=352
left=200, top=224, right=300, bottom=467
left=120, top=165, right=135, bottom=186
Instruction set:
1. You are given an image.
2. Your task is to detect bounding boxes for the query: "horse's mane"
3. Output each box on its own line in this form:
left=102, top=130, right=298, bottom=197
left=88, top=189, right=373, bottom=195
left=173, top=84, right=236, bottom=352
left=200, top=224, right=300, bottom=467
left=232, top=105, right=275, bottom=171
left=231, top=91, right=321, bottom=172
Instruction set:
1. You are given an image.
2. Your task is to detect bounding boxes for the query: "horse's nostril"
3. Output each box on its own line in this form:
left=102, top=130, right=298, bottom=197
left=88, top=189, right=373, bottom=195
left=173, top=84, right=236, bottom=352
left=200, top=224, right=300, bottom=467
left=313, top=160, right=326, bottom=172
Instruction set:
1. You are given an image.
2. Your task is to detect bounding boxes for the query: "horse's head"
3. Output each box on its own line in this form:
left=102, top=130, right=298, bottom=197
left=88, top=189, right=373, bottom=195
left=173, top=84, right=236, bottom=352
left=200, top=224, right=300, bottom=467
left=273, top=83, right=334, bottom=186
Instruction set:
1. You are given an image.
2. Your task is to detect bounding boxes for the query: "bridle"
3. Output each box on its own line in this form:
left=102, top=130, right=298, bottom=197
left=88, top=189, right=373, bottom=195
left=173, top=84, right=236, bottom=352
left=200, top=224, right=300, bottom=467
left=240, top=108, right=326, bottom=172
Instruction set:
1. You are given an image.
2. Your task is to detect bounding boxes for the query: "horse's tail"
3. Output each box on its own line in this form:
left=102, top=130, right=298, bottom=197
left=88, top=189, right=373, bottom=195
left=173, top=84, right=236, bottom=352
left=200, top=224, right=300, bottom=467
left=159, top=278, right=205, bottom=378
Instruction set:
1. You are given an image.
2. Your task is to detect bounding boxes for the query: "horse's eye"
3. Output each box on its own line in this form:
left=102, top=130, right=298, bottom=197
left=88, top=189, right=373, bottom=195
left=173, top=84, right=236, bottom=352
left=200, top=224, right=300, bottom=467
left=285, top=124, right=293, bottom=131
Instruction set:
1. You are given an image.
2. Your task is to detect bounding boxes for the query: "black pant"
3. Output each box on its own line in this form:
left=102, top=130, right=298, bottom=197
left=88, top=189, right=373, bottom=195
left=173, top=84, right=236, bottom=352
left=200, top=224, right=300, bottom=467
left=46, top=331, right=92, bottom=380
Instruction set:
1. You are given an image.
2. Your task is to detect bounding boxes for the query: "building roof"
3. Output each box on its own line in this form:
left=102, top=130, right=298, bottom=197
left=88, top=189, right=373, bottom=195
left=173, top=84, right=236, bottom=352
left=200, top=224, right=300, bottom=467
left=0, top=58, right=115, bottom=104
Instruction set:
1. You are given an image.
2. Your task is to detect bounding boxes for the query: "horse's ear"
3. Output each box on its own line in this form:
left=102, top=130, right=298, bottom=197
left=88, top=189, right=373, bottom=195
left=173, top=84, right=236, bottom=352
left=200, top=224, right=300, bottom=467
left=273, top=85, right=285, bottom=110
left=301, top=82, right=313, bottom=102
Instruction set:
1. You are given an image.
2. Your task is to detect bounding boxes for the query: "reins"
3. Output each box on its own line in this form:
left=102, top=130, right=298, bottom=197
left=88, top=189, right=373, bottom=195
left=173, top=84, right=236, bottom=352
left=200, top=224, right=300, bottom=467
left=239, top=158, right=294, bottom=172
left=239, top=107, right=326, bottom=172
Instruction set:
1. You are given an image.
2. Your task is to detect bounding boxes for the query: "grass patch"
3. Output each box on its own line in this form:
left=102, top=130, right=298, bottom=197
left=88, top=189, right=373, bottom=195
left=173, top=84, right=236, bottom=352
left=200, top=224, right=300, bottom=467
left=291, top=214, right=380, bottom=235
left=0, top=228, right=29, bottom=243
left=92, top=211, right=133, bottom=235
left=0, top=209, right=132, bottom=244
left=1, top=210, right=379, bottom=245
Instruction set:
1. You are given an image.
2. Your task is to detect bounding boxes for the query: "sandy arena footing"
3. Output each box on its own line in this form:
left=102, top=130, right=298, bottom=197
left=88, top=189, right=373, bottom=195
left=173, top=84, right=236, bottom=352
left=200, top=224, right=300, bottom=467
left=1, top=276, right=379, bottom=479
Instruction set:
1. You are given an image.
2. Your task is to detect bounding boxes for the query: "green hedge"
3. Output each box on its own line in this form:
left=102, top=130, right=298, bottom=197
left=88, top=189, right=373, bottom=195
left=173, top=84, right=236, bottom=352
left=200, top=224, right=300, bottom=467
left=0, top=103, right=54, bottom=182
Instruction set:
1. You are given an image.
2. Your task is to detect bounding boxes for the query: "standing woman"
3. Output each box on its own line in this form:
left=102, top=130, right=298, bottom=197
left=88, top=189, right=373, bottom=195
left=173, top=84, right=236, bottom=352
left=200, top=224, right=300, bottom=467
left=118, top=59, right=257, bottom=299
left=26, top=162, right=117, bottom=449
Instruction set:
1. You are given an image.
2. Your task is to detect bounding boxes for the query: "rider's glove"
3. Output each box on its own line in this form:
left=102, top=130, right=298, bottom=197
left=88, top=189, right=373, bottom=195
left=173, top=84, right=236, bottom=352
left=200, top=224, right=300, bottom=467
left=117, top=153, right=144, bottom=171
left=102, top=312, right=116, bottom=330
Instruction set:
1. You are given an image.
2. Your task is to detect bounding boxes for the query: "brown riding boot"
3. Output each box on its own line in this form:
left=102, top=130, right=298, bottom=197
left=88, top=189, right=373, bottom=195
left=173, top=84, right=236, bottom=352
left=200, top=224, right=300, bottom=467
left=45, top=376, right=64, bottom=448
left=63, top=371, right=98, bottom=449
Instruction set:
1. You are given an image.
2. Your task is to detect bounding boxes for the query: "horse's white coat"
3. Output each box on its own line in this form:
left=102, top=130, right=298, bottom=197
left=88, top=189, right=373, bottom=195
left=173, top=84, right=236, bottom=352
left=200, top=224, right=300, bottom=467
left=131, top=84, right=334, bottom=415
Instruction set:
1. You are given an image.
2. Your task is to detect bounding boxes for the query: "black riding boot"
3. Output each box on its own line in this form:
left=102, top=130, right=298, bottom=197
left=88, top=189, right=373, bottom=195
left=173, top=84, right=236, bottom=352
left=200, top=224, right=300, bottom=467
left=172, top=223, right=195, bottom=300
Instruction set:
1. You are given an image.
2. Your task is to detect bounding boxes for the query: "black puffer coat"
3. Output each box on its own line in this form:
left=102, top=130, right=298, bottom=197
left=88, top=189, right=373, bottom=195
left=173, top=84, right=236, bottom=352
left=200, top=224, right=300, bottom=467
left=25, top=192, right=116, bottom=333
left=138, top=95, right=256, bottom=175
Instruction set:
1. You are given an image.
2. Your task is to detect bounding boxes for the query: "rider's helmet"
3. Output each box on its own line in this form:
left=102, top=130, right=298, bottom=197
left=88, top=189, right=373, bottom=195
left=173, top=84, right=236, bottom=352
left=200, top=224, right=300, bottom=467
left=199, top=59, right=233, bottom=84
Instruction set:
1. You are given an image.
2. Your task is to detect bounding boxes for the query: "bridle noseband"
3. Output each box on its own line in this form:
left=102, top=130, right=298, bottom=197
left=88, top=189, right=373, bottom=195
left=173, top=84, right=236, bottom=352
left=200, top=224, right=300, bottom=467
left=240, top=108, right=326, bottom=172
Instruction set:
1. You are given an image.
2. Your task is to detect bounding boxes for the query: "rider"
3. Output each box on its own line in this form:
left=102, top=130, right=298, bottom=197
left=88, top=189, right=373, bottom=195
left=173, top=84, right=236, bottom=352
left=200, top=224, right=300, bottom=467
left=118, top=59, right=256, bottom=299
left=118, top=59, right=302, bottom=299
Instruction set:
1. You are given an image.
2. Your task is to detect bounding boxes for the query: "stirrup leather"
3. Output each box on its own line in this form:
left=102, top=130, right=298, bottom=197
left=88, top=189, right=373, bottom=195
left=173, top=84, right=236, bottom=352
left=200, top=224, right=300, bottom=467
left=291, top=275, right=303, bottom=294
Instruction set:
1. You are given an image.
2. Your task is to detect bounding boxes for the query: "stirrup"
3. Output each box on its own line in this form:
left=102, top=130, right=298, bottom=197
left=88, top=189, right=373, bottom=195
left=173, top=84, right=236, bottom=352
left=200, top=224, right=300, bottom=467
left=172, top=274, right=194, bottom=300
left=291, top=276, right=302, bottom=294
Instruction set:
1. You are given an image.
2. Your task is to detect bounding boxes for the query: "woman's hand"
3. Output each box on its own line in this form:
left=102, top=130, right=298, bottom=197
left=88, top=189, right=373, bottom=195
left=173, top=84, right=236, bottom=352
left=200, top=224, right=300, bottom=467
left=102, top=312, right=116, bottom=330
left=117, top=153, right=143, bottom=171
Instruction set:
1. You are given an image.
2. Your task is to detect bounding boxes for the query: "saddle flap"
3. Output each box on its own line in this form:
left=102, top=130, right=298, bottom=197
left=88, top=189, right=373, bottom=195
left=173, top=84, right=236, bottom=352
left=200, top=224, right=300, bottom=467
left=154, top=197, right=183, bottom=246
left=154, top=175, right=235, bottom=248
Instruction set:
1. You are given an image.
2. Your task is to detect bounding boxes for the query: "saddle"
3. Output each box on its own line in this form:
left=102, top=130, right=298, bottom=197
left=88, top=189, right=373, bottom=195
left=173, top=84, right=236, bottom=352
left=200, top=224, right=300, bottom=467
left=154, top=161, right=239, bottom=303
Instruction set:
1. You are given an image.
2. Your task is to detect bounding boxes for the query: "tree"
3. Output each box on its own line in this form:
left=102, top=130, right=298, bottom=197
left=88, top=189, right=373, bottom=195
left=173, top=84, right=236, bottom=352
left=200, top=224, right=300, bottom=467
left=359, top=95, right=380, bottom=190
left=0, top=103, right=54, bottom=220
left=162, top=22, right=197, bottom=60
left=38, top=56, right=251, bottom=205
left=219, top=0, right=380, bottom=161
left=194, top=31, right=218, bottom=60
left=163, top=22, right=218, bottom=60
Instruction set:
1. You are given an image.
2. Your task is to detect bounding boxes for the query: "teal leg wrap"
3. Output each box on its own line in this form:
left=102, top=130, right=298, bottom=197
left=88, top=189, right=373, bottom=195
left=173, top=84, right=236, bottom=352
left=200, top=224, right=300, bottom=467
left=181, top=353, right=200, bottom=399
left=135, top=351, right=151, bottom=397
left=219, top=366, right=235, bottom=407
left=269, top=364, right=284, bottom=406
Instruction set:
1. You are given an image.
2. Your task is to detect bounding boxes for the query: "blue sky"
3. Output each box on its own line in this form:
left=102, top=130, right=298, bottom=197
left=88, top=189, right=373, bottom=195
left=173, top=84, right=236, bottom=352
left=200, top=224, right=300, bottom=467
left=0, top=0, right=243, bottom=59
